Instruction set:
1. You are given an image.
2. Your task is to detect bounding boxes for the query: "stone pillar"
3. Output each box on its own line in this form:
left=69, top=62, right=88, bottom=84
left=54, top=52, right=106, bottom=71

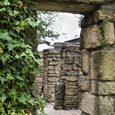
left=80, top=3, right=115, bottom=115
left=43, top=49, right=61, bottom=102
left=60, top=43, right=83, bottom=109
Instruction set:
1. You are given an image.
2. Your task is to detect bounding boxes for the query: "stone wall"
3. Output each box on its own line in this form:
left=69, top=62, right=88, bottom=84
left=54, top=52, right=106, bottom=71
left=80, top=2, right=115, bottom=115
left=36, top=0, right=115, bottom=114
left=43, top=41, right=83, bottom=110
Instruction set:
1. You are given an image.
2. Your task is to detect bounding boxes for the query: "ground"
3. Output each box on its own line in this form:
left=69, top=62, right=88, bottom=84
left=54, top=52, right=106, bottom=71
left=42, top=103, right=82, bottom=115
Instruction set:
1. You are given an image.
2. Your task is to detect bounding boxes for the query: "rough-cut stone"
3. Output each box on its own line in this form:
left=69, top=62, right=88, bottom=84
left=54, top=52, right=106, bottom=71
left=91, top=49, right=115, bottom=80
left=66, top=76, right=78, bottom=81
left=80, top=92, right=115, bottom=115
left=81, top=24, right=103, bottom=49
left=37, top=0, right=115, bottom=14
left=101, top=21, right=115, bottom=45
left=80, top=92, right=96, bottom=115
left=65, top=89, right=80, bottom=96
left=79, top=76, right=89, bottom=92
left=82, top=49, right=89, bottom=74
left=94, top=9, right=115, bottom=21
left=81, top=22, right=115, bottom=49
left=37, top=1, right=96, bottom=13
left=91, top=81, right=115, bottom=95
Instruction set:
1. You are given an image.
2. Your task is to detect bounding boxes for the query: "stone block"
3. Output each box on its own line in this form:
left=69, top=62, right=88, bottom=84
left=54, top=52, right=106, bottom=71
left=72, top=64, right=79, bottom=70
left=81, top=22, right=115, bottom=49
left=94, top=6, right=115, bottom=22
left=98, top=96, right=115, bottom=115
left=55, top=99, right=64, bottom=105
left=65, top=89, right=79, bottom=96
left=66, top=76, right=78, bottom=82
left=48, top=77, right=58, bottom=82
left=47, top=73, right=59, bottom=77
left=79, top=76, right=89, bottom=92
left=91, top=49, right=115, bottom=80
left=80, top=92, right=115, bottom=115
left=61, top=71, right=78, bottom=76
left=82, top=49, right=89, bottom=74
left=101, top=22, right=115, bottom=45
left=80, top=92, right=96, bottom=115
left=49, top=62, right=59, bottom=65
left=64, top=95, right=80, bottom=100
left=63, top=64, right=72, bottom=71
left=81, top=24, right=103, bottom=49
left=55, top=81, right=65, bottom=91
left=63, top=104, right=78, bottom=110
left=91, top=81, right=115, bottom=95
left=66, top=82, right=78, bottom=88
left=66, top=52, right=79, bottom=57
left=48, top=70, right=55, bottom=74
left=64, top=99, right=79, bottom=105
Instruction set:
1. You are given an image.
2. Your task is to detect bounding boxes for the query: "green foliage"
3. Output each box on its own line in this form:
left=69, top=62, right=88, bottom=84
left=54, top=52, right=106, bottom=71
left=0, top=0, right=46, bottom=114
left=37, top=11, right=59, bottom=42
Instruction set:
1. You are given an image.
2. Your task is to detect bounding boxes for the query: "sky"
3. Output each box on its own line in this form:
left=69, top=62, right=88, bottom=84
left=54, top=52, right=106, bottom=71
left=38, top=12, right=81, bottom=51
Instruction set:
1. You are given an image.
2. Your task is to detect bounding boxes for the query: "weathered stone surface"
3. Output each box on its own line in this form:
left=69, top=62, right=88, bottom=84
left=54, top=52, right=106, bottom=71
left=94, top=2, right=115, bottom=22
left=37, top=0, right=115, bottom=14
left=65, top=89, right=80, bottom=96
left=101, top=21, right=115, bottom=45
left=81, top=24, right=103, bottom=49
left=82, top=49, right=89, bottom=74
left=79, top=76, right=89, bottom=92
left=64, top=99, right=79, bottom=105
left=64, top=57, right=74, bottom=64
left=43, top=41, right=82, bottom=107
left=80, top=92, right=115, bottom=115
left=37, top=0, right=96, bottom=13
left=66, top=76, right=78, bottom=81
left=80, top=92, right=96, bottom=115
left=81, top=22, right=115, bottom=49
left=91, top=49, right=115, bottom=80
left=91, top=81, right=115, bottom=95
left=55, top=81, right=65, bottom=109
left=66, top=82, right=78, bottom=87
left=98, top=96, right=115, bottom=115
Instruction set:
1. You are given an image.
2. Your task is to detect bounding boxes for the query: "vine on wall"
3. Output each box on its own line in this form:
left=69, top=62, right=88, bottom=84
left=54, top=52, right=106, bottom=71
left=0, top=0, right=46, bottom=115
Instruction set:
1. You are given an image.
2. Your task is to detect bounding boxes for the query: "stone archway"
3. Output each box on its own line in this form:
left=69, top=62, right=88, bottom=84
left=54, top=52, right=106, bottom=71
left=36, top=1, right=115, bottom=115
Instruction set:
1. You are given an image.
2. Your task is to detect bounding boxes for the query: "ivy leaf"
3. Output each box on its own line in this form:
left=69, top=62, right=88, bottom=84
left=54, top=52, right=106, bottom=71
left=18, top=94, right=27, bottom=105
left=6, top=73, right=15, bottom=80
left=0, top=54, right=10, bottom=64
left=3, top=0, right=10, bottom=6
left=0, top=30, right=12, bottom=41
left=9, top=89, right=16, bottom=96
left=0, top=77, right=6, bottom=84
left=0, top=94, right=7, bottom=102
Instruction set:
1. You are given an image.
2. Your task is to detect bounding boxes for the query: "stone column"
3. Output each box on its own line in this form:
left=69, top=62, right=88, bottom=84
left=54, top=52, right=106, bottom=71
left=80, top=3, right=115, bottom=115
left=43, top=49, right=61, bottom=102
left=60, top=43, right=83, bottom=109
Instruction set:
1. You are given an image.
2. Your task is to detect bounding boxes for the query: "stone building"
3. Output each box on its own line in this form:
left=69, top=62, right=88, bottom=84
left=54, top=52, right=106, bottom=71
left=35, top=0, right=115, bottom=115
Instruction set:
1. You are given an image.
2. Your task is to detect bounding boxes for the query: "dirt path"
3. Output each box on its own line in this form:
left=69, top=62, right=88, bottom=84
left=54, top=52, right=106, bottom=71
left=43, top=103, right=82, bottom=115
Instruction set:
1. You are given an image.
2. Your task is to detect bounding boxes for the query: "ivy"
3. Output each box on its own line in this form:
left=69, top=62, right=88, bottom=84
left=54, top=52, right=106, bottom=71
left=0, top=0, right=46, bottom=115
